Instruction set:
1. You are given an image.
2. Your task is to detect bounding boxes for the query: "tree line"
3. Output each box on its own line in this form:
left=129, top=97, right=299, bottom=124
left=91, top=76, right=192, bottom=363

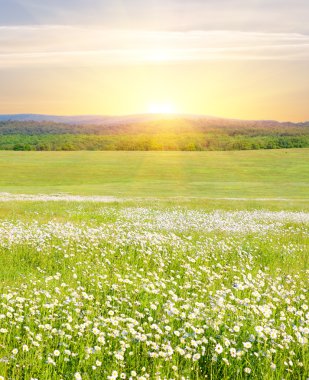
left=0, top=120, right=308, bottom=151
left=0, top=133, right=307, bottom=151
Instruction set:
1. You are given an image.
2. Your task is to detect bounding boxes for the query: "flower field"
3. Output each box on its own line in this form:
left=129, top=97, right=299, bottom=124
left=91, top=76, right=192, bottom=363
left=0, top=204, right=308, bottom=379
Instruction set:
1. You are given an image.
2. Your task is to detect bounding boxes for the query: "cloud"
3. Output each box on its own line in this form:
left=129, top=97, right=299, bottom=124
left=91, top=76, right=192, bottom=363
left=0, top=1, right=309, bottom=34
left=1, top=26, right=309, bottom=68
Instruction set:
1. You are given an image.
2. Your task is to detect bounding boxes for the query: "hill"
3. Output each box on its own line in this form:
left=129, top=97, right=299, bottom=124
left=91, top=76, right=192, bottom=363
left=1, top=113, right=308, bottom=128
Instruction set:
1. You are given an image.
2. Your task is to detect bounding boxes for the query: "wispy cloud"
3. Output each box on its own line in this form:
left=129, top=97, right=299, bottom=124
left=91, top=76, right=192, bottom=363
left=1, top=26, right=309, bottom=68
left=1, top=1, right=309, bottom=34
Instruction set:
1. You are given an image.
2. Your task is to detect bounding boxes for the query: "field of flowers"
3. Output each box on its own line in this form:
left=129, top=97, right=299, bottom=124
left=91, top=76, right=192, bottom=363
left=0, top=203, right=308, bottom=379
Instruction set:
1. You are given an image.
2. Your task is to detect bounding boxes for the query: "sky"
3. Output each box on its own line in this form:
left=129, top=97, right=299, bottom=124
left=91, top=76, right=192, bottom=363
left=1, top=0, right=309, bottom=121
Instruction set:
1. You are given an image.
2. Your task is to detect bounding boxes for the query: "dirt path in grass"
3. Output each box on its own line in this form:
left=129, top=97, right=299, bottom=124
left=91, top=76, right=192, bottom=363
left=0, top=193, right=308, bottom=202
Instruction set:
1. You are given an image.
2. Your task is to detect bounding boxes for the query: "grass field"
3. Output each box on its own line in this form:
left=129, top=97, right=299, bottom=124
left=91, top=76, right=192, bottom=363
left=0, top=149, right=308, bottom=379
left=0, top=149, right=308, bottom=199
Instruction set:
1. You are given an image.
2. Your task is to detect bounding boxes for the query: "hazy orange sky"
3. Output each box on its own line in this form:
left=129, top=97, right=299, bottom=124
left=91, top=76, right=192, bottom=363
left=1, top=0, right=309, bottom=121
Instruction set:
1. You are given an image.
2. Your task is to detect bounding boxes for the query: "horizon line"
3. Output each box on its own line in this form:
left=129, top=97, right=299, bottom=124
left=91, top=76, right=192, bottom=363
left=0, top=112, right=308, bottom=124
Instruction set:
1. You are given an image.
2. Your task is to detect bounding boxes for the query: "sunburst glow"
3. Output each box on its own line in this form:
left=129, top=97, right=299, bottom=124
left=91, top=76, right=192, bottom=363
left=147, top=103, right=178, bottom=114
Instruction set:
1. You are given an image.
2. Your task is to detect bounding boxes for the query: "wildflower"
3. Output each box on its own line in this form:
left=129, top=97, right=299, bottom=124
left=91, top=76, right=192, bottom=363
left=215, top=344, right=223, bottom=354
left=255, top=326, right=263, bottom=333
left=193, top=353, right=201, bottom=361
left=92, top=327, right=100, bottom=335
left=230, top=348, right=237, bottom=357
left=47, top=357, right=55, bottom=365
left=270, top=363, right=276, bottom=370
left=222, top=358, right=230, bottom=366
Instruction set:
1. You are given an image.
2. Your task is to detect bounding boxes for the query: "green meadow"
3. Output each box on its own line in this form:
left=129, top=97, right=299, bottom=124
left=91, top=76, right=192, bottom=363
left=0, top=149, right=308, bottom=379
left=0, top=202, right=308, bottom=380
left=0, top=149, right=308, bottom=200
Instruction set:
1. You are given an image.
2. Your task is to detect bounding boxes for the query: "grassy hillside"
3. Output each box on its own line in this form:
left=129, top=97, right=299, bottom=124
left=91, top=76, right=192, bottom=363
left=0, top=149, right=308, bottom=199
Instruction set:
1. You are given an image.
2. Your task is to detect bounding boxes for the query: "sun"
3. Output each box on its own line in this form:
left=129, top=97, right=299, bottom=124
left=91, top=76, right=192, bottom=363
left=147, top=103, right=178, bottom=115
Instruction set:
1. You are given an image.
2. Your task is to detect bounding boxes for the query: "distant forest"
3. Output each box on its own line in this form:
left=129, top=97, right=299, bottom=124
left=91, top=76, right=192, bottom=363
left=1, top=118, right=308, bottom=151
